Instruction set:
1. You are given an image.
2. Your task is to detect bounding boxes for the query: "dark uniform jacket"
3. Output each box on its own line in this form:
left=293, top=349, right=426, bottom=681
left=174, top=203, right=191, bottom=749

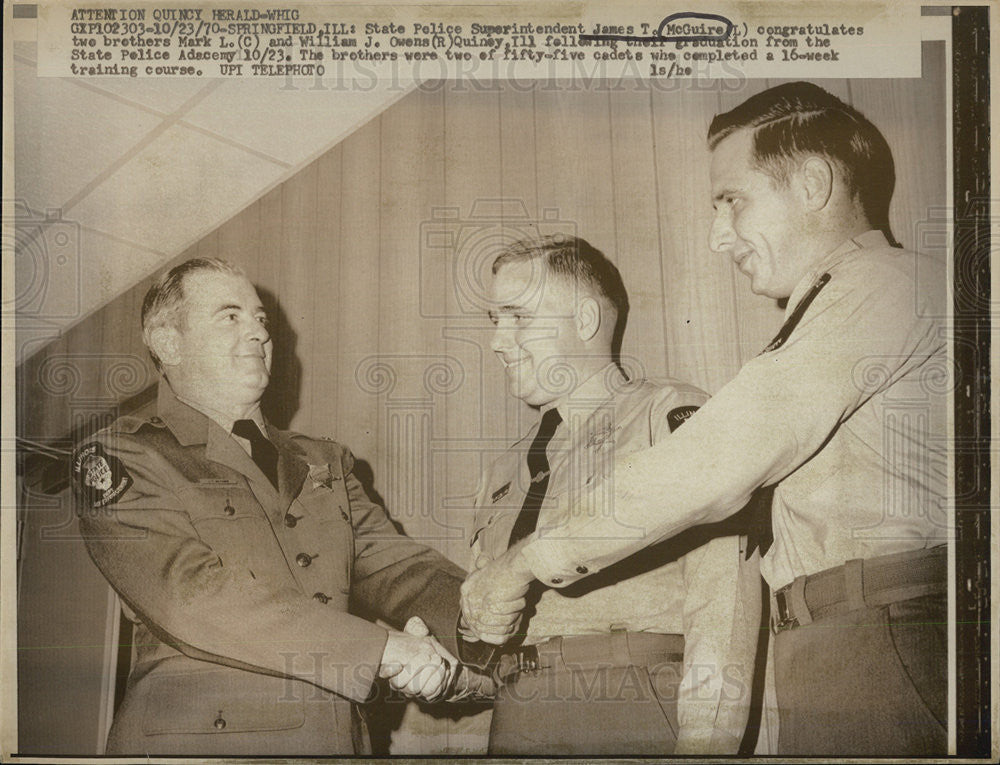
left=73, top=381, right=465, bottom=756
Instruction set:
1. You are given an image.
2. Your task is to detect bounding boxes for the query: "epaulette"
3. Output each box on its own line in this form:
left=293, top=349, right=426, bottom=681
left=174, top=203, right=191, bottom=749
left=109, top=414, right=167, bottom=436
left=288, top=431, right=342, bottom=447
left=288, top=431, right=351, bottom=462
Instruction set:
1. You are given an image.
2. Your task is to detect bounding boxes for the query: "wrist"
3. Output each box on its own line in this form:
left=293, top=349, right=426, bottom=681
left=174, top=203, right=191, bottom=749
left=505, top=543, right=536, bottom=582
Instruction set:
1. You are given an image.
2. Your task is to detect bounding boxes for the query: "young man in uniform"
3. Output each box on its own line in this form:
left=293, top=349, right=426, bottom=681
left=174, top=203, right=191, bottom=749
left=462, top=83, right=949, bottom=756
left=460, top=236, right=758, bottom=754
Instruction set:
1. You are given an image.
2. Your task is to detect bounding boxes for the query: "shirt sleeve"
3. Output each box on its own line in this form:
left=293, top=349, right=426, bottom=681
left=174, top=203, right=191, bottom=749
left=648, top=383, right=758, bottom=754
left=339, top=446, right=467, bottom=657
left=520, top=256, right=944, bottom=586
left=674, top=536, right=761, bottom=753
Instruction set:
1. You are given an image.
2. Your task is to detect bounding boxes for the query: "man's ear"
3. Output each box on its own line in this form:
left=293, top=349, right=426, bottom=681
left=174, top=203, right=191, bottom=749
left=148, top=326, right=182, bottom=368
left=799, top=156, right=834, bottom=211
left=576, top=296, right=601, bottom=342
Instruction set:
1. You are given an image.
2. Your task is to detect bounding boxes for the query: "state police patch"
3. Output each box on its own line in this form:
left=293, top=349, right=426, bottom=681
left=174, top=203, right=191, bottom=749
left=667, top=405, right=699, bottom=432
left=72, top=442, right=133, bottom=508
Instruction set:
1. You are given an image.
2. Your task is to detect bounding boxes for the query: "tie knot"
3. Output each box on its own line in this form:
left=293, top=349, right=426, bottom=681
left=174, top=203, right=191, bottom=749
left=232, top=419, right=266, bottom=443
left=537, top=407, right=562, bottom=440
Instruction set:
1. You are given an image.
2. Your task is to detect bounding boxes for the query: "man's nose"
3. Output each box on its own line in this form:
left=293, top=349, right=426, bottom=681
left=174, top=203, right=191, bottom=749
left=490, top=324, right=514, bottom=354
left=247, top=318, right=270, bottom=344
left=709, top=209, right=736, bottom=253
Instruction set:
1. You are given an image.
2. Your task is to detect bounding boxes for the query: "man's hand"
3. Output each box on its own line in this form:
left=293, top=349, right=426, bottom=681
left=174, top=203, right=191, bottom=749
left=378, top=616, right=457, bottom=702
left=460, top=544, right=535, bottom=645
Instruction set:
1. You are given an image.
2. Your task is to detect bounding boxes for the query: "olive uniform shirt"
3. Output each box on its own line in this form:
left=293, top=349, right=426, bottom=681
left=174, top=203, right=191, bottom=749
left=74, top=380, right=465, bottom=756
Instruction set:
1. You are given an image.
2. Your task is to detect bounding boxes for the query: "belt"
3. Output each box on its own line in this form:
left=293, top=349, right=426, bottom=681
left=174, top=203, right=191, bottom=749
left=771, top=545, right=946, bottom=635
left=494, top=631, right=684, bottom=683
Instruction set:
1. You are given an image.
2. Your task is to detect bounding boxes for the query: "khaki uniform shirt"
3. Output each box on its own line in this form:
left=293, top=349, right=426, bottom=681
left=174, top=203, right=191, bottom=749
left=520, top=231, right=949, bottom=592
left=471, top=368, right=759, bottom=752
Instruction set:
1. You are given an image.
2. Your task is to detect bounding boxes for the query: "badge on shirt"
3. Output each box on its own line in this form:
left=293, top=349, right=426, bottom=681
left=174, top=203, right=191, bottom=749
left=667, top=405, right=699, bottom=432
left=491, top=482, right=511, bottom=503
left=307, top=463, right=335, bottom=489
left=586, top=425, right=618, bottom=449
left=72, top=442, right=133, bottom=508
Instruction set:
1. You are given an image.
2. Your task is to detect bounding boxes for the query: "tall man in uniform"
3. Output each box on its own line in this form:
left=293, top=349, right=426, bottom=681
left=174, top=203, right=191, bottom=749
left=73, top=258, right=480, bottom=756
left=461, top=236, right=758, bottom=754
left=461, top=83, right=949, bottom=755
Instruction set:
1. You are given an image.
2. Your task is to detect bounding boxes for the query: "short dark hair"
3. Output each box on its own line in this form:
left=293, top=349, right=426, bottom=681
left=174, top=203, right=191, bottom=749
left=708, top=81, right=899, bottom=247
left=141, top=258, right=246, bottom=372
left=492, top=234, right=630, bottom=359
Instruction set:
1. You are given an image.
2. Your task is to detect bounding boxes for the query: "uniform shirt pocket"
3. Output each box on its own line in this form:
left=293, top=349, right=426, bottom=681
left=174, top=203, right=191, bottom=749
left=181, top=484, right=283, bottom=577
left=142, top=667, right=306, bottom=734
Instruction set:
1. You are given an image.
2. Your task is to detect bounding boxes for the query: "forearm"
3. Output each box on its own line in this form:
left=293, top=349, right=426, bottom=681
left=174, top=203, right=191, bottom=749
left=353, top=550, right=466, bottom=655
left=81, top=512, right=388, bottom=702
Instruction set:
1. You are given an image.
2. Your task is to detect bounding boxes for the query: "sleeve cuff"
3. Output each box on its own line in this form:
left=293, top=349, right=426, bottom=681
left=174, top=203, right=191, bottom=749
left=519, top=533, right=594, bottom=588
left=454, top=612, right=499, bottom=670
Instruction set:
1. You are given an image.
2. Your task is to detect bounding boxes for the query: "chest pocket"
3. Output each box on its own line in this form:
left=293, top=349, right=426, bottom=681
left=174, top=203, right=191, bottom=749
left=181, top=482, right=286, bottom=579
left=471, top=507, right=520, bottom=562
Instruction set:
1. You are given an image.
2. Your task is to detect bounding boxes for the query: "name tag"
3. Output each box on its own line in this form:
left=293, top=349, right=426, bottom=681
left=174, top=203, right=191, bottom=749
left=491, top=482, right=511, bottom=503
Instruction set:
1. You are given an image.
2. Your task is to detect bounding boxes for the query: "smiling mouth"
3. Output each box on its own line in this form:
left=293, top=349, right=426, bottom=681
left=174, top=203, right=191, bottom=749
left=501, top=357, right=529, bottom=371
left=237, top=353, right=267, bottom=363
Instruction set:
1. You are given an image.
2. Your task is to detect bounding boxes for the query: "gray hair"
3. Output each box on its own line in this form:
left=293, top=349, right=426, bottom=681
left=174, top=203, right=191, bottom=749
left=141, top=258, right=246, bottom=372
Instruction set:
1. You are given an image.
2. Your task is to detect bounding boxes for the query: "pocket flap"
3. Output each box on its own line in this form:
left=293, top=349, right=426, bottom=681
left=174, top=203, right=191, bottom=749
left=142, top=668, right=306, bottom=735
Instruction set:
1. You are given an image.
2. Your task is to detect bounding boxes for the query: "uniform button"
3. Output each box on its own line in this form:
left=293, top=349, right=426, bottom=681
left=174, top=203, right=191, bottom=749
left=149, top=416, right=162, bottom=424
left=214, top=716, right=226, bottom=730
left=284, top=514, right=298, bottom=528
left=551, top=577, right=563, bottom=584
left=576, top=565, right=588, bottom=574
left=223, top=503, right=235, bottom=516
left=295, top=553, right=313, bottom=567
left=313, top=592, right=330, bottom=604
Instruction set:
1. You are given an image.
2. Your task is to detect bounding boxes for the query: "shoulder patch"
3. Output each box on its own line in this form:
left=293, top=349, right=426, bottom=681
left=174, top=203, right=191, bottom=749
left=72, top=442, right=133, bottom=508
left=667, top=405, right=699, bottom=432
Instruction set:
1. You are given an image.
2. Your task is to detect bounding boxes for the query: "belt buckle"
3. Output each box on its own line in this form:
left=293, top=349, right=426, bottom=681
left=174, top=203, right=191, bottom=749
left=771, top=588, right=800, bottom=634
left=515, top=644, right=540, bottom=673
left=495, top=644, right=541, bottom=683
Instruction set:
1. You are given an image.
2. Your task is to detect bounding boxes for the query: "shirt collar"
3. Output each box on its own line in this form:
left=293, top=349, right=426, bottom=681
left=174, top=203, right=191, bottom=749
left=175, top=395, right=266, bottom=438
left=547, top=362, right=630, bottom=434
left=784, top=229, right=888, bottom=320
left=157, top=379, right=266, bottom=444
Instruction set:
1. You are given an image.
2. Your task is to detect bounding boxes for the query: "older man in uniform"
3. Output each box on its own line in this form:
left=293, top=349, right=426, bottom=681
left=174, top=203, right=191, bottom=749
left=73, top=258, right=482, bottom=756
left=461, top=236, right=758, bottom=755
left=461, top=83, right=949, bottom=756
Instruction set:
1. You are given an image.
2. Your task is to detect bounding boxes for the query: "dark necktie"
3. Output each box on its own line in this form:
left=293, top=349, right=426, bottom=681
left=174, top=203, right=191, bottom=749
left=745, top=272, right=832, bottom=559
left=507, top=407, right=562, bottom=548
left=232, top=419, right=279, bottom=490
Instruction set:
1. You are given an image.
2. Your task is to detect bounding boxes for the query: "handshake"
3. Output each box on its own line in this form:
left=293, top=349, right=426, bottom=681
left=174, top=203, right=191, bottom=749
left=377, top=616, right=496, bottom=703
left=378, top=544, right=538, bottom=703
